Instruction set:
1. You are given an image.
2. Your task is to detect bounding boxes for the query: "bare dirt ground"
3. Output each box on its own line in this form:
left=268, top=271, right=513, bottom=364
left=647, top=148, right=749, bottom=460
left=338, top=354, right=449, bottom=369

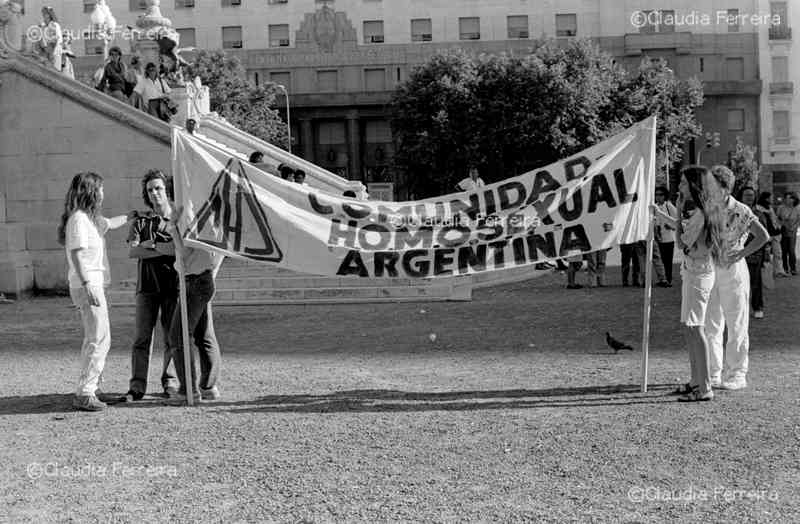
left=1, top=268, right=799, bottom=523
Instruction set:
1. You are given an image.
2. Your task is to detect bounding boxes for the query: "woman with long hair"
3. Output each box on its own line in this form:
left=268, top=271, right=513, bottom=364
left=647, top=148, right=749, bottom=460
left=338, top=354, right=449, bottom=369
left=653, top=166, right=723, bottom=401
left=38, top=6, right=63, bottom=72
left=58, top=173, right=135, bottom=411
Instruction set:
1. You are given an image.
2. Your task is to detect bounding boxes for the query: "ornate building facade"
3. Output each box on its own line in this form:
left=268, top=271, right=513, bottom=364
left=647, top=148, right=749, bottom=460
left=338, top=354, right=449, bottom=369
left=20, top=0, right=775, bottom=197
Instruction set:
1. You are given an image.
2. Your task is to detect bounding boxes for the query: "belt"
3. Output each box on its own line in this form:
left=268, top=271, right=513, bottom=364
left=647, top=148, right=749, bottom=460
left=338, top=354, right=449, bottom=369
left=185, top=269, right=212, bottom=280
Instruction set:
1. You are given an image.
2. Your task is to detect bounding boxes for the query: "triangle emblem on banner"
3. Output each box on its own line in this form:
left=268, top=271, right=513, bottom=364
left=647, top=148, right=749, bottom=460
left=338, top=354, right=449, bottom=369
left=186, top=158, right=283, bottom=262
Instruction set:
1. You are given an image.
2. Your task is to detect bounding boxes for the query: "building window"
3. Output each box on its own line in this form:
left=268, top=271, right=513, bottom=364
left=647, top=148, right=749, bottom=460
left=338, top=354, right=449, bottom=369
left=507, top=15, right=529, bottom=39
left=726, top=9, right=739, bottom=32
left=83, top=1, right=95, bottom=13
left=364, top=68, right=386, bottom=91
left=222, top=26, right=243, bottom=49
left=769, top=2, right=791, bottom=39
left=459, top=17, right=480, bottom=40
left=411, top=18, right=432, bottom=42
left=555, top=14, right=577, bottom=37
left=317, top=70, right=338, bottom=92
left=176, top=28, right=196, bottom=48
left=129, top=0, right=147, bottom=11
left=772, top=56, right=789, bottom=82
left=639, top=10, right=675, bottom=33
left=175, top=0, right=195, bottom=8
left=221, top=0, right=242, bottom=6
left=725, top=57, right=744, bottom=80
left=699, top=57, right=704, bottom=73
left=268, top=0, right=288, bottom=3
left=727, top=109, right=745, bottom=131
left=269, top=24, right=290, bottom=47
left=270, top=72, right=291, bottom=89
left=363, top=20, right=384, bottom=43
left=771, top=2, right=788, bottom=26
left=773, top=111, right=790, bottom=138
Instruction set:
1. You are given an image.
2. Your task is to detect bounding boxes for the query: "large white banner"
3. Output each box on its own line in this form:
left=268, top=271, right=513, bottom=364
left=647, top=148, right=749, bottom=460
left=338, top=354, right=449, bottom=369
left=172, top=117, right=657, bottom=278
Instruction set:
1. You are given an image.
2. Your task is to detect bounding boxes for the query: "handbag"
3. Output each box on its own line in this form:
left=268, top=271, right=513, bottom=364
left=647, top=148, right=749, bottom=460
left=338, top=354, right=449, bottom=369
left=159, top=78, right=178, bottom=115
left=762, top=261, right=775, bottom=290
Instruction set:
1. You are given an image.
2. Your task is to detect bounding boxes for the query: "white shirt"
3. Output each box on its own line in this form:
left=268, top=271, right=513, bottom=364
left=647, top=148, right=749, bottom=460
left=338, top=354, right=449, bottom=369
left=140, top=76, right=171, bottom=105
left=457, top=177, right=485, bottom=191
left=655, top=201, right=678, bottom=243
left=65, top=211, right=110, bottom=288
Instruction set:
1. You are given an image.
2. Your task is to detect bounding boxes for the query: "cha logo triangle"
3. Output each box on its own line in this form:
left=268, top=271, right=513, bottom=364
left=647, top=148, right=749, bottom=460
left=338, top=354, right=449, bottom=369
left=186, top=158, right=283, bottom=262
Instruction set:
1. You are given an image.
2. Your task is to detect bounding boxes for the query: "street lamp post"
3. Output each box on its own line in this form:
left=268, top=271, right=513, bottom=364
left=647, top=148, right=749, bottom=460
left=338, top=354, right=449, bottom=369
left=276, top=84, right=291, bottom=152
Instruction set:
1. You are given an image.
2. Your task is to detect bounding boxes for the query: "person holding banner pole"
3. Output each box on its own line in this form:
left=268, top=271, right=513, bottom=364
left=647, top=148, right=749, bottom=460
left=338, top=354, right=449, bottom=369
left=165, top=209, right=225, bottom=403
left=654, top=166, right=719, bottom=401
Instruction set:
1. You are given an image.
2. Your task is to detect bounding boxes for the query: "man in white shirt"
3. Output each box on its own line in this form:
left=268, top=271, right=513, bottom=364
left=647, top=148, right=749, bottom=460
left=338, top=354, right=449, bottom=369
left=456, top=166, right=485, bottom=192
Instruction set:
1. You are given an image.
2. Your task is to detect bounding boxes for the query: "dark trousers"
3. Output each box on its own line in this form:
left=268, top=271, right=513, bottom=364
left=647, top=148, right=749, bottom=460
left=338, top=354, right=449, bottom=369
left=620, top=243, right=641, bottom=285
left=657, top=241, right=675, bottom=283
left=130, top=292, right=178, bottom=394
left=634, top=240, right=667, bottom=283
left=169, top=271, right=220, bottom=394
left=747, top=254, right=764, bottom=312
left=781, top=235, right=797, bottom=273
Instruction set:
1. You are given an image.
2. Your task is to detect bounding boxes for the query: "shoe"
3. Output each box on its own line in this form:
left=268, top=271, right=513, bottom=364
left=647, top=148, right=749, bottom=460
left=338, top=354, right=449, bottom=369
left=672, top=382, right=693, bottom=395
left=710, top=376, right=722, bottom=388
left=163, top=386, right=179, bottom=399
left=169, top=391, right=202, bottom=404
left=720, top=377, right=747, bottom=390
left=200, top=386, right=220, bottom=401
left=73, top=395, right=107, bottom=411
left=120, top=390, right=144, bottom=402
left=754, top=310, right=764, bottom=319
left=566, top=284, right=583, bottom=289
left=677, top=387, right=713, bottom=402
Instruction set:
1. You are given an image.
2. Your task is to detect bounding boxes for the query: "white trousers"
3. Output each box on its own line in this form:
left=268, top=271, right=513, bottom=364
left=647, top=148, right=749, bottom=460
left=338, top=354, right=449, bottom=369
left=70, top=286, right=111, bottom=397
left=705, top=260, right=750, bottom=380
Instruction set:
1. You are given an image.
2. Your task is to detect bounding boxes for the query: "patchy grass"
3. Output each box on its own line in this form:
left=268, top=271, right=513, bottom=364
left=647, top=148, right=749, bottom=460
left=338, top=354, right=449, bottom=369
left=1, top=269, right=799, bottom=522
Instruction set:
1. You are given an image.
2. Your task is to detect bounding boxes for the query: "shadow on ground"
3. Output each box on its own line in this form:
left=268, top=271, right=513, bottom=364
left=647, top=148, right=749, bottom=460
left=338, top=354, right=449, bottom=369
left=0, top=384, right=681, bottom=415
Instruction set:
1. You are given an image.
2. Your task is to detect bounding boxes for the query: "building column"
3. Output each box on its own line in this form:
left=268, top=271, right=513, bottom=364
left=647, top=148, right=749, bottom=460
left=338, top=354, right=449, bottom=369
left=300, top=118, right=314, bottom=162
left=347, top=114, right=361, bottom=181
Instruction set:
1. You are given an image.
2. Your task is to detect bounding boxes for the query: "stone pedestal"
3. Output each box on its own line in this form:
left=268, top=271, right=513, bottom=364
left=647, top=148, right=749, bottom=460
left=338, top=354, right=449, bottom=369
left=131, top=38, right=160, bottom=70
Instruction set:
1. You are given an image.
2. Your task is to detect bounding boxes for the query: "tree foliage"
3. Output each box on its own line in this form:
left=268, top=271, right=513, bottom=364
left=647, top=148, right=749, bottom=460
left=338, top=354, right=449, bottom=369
left=391, top=40, right=704, bottom=197
left=728, top=136, right=760, bottom=195
left=184, top=50, right=289, bottom=149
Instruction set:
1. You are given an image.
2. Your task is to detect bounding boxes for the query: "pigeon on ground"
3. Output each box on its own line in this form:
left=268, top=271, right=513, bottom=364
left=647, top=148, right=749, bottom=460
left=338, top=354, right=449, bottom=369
left=606, top=331, right=633, bottom=352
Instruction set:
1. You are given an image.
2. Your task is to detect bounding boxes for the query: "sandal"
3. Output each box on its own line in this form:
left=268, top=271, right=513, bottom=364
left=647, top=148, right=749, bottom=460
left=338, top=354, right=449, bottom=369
left=672, top=382, right=693, bottom=395
left=677, top=386, right=713, bottom=402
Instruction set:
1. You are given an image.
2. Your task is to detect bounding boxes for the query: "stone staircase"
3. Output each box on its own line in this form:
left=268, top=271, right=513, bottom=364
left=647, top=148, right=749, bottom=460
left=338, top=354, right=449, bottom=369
left=107, top=258, right=470, bottom=305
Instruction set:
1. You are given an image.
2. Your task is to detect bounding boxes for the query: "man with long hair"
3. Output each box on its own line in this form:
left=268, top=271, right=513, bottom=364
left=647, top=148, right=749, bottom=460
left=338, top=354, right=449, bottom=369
left=703, top=166, right=769, bottom=390
left=58, top=172, right=135, bottom=411
left=122, top=170, right=180, bottom=402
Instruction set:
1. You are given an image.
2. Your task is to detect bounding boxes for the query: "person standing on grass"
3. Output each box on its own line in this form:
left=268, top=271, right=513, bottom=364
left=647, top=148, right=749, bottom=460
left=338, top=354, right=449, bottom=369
left=703, top=166, right=769, bottom=391
left=660, top=167, right=720, bottom=401
left=58, top=172, right=136, bottom=411
left=619, top=242, right=641, bottom=287
left=777, top=192, right=800, bottom=275
left=165, top=210, right=225, bottom=402
left=654, top=186, right=678, bottom=285
left=739, top=188, right=781, bottom=320
left=121, top=170, right=180, bottom=402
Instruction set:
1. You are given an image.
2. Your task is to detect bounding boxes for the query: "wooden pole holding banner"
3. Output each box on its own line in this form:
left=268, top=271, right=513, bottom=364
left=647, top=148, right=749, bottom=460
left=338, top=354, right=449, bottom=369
left=640, top=219, right=655, bottom=393
left=174, top=234, right=195, bottom=407
left=640, top=125, right=664, bottom=393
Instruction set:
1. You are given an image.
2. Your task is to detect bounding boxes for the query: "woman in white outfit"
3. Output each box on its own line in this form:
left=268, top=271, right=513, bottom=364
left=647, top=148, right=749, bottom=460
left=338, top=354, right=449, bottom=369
left=58, top=172, right=135, bottom=411
left=655, top=166, right=719, bottom=401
